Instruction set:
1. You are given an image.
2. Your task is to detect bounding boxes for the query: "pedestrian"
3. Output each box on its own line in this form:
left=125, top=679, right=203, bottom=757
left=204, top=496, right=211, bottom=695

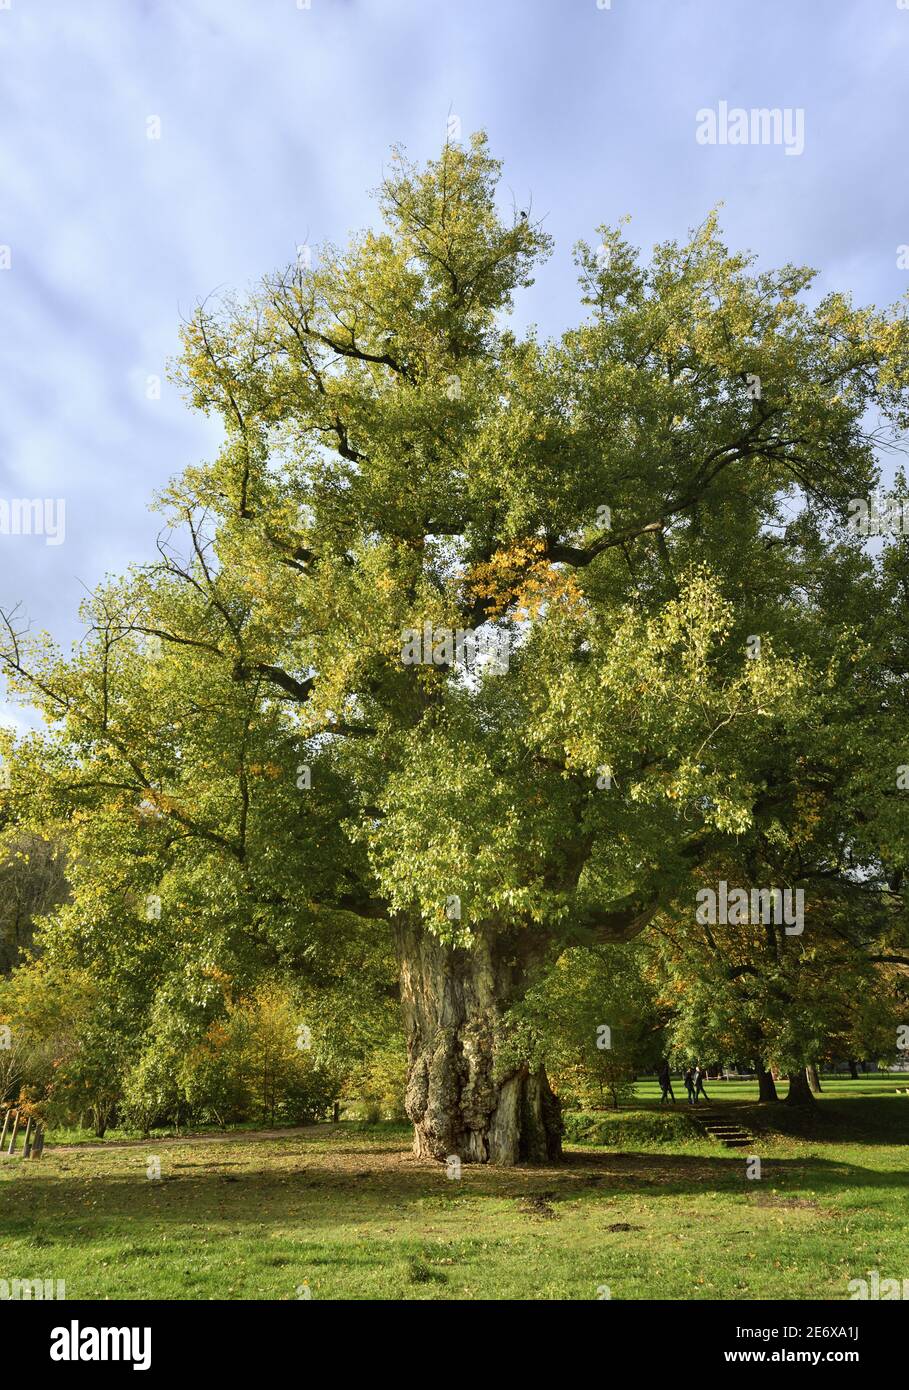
left=684, top=1066, right=696, bottom=1104
left=658, top=1059, right=675, bottom=1103
left=694, top=1063, right=710, bottom=1103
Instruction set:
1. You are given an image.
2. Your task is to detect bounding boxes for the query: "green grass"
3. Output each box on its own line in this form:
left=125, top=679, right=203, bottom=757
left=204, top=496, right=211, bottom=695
left=632, top=1071, right=909, bottom=1107
left=1, top=1082, right=907, bottom=1300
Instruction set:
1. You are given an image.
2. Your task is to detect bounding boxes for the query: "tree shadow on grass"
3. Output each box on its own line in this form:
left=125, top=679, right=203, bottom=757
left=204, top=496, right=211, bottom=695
left=742, top=1097, right=909, bottom=1146
left=3, top=1145, right=907, bottom=1243
left=597, top=1094, right=909, bottom=1146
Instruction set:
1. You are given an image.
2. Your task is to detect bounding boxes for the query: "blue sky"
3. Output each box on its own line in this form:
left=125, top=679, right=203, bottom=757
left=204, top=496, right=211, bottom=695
left=1, top=0, right=908, bottom=729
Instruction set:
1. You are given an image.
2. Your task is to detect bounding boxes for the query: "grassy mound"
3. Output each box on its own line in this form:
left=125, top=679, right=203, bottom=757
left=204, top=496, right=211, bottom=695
left=563, top=1108, right=703, bottom=1147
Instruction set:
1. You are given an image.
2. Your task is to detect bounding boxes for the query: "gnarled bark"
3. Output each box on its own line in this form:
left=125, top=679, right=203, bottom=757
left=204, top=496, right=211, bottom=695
left=395, top=919, right=562, bottom=1165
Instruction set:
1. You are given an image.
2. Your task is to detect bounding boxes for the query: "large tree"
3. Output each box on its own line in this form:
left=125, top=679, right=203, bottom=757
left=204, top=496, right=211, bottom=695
left=3, top=134, right=909, bottom=1161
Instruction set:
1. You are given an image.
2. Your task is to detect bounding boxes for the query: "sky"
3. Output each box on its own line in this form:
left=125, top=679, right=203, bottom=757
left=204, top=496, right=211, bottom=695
left=1, top=0, right=908, bottom=731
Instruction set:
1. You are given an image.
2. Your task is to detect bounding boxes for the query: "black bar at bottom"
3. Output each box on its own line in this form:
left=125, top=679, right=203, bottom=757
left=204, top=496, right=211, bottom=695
left=3, top=1298, right=903, bottom=1376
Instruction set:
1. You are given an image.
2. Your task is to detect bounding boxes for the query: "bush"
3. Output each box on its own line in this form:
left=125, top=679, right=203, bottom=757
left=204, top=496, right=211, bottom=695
left=341, top=1035, right=408, bottom=1122
left=122, top=981, right=341, bottom=1131
left=0, top=961, right=125, bottom=1135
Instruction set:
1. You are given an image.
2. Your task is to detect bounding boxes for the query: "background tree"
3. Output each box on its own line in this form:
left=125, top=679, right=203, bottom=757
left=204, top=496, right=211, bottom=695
left=0, top=831, right=68, bottom=975
left=649, top=898, right=905, bottom=1104
left=514, top=943, right=661, bottom=1110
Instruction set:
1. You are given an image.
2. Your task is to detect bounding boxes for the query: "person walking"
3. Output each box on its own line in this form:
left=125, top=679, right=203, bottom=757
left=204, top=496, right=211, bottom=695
left=658, top=1060, right=675, bottom=1103
left=684, top=1066, right=696, bottom=1104
left=694, top=1063, right=710, bottom=1103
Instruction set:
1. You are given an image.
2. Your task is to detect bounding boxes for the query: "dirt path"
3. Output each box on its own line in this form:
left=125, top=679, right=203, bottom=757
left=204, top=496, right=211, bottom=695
left=48, top=1124, right=333, bottom=1153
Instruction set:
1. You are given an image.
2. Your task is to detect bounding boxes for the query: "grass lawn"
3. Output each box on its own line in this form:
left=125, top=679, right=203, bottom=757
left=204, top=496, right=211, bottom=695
left=1, top=1077, right=907, bottom=1300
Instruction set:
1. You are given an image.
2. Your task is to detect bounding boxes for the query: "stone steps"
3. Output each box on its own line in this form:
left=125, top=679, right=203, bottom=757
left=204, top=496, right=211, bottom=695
left=692, top=1111, right=755, bottom=1149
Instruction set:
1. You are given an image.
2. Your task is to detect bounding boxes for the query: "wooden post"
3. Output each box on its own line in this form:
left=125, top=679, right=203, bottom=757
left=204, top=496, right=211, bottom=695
left=7, top=1109, right=20, bottom=1155
left=22, top=1116, right=32, bottom=1158
left=0, top=1108, right=10, bottom=1152
left=31, top=1127, right=44, bottom=1159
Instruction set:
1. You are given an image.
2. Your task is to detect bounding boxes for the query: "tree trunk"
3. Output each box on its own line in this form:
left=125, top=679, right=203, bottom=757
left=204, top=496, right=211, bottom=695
left=756, top=1060, right=778, bottom=1102
left=807, top=1063, right=822, bottom=1093
left=396, top=919, right=562, bottom=1165
left=786, top=1069, right=816, bottom=1107
left=847, top=1058, right=859, bottom=1079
